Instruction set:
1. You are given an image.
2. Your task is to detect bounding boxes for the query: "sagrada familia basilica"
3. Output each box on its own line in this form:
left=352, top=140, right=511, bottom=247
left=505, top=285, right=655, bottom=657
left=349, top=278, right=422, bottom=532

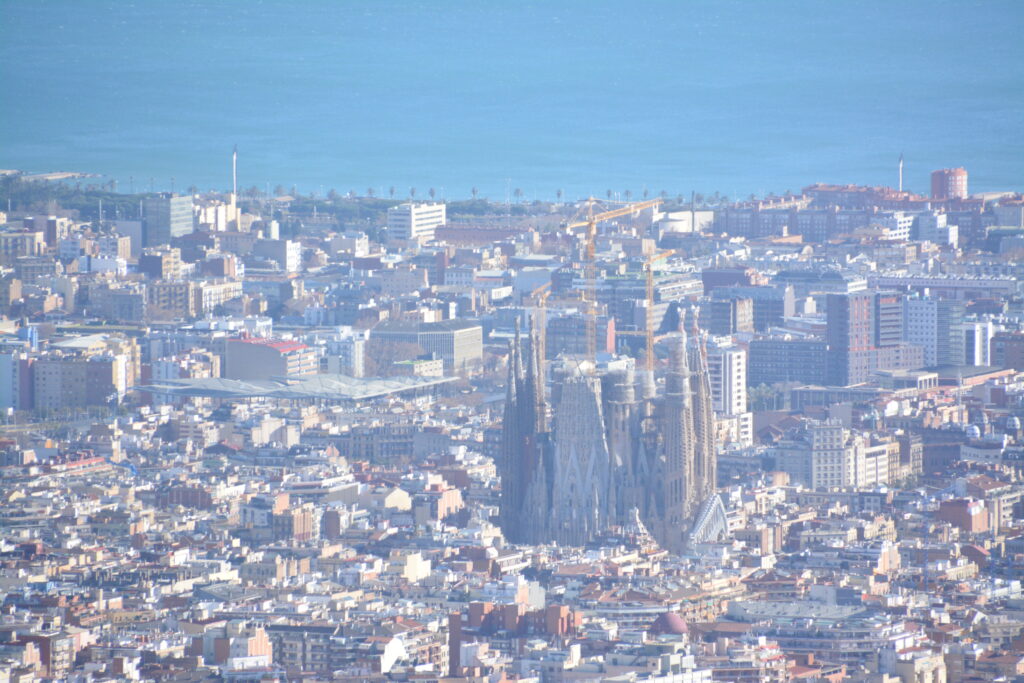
left=498, top=316, right=723, bottom=553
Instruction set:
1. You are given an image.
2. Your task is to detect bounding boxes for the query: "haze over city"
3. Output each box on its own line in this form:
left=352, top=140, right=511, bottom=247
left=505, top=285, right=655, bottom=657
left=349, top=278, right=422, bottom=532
left=0, top=1, right=1023, bottom=682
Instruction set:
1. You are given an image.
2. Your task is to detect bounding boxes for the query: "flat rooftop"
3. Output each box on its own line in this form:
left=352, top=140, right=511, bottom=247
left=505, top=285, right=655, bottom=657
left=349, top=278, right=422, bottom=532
left=137, top=373, right=456, bottom=401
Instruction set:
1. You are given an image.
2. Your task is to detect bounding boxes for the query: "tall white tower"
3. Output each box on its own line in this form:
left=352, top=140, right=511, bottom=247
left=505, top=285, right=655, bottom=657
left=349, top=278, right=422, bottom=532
left=898, top=153, right=904, bottom=193
left=232, top=144, right=238, bottom=198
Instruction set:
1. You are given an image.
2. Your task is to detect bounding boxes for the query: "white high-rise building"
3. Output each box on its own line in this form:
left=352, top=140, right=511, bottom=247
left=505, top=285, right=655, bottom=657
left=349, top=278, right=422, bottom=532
left=903, top=297, right=965, bottom=367
left=326, top=332, right=367, bottom=378
left=387, top=202, right=446, bottom=241
left=874, top=211, right=914, bottom=241
left=958, top=320, right=993, bottom=366
left=706, top=341, right=746, bottom=415
left=706, top=339, right=752, bottom=446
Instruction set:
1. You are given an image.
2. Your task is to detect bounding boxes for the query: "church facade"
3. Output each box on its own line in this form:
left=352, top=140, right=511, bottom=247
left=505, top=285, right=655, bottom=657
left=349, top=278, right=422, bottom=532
left=499, top=321, right=718, bottom=553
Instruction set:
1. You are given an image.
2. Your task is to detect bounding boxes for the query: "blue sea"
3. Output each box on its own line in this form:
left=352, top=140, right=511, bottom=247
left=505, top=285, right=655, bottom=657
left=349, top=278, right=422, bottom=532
left=1, top=1, right=1021, bottom=201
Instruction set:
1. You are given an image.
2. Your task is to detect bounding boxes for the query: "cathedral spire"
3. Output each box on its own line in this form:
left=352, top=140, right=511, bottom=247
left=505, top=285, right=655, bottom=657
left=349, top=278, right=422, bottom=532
left=525, top=321, right=546, bottom=433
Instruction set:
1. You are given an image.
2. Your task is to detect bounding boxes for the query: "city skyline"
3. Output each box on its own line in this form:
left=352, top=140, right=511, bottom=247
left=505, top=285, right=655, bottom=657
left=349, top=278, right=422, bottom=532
left=1, top=0, right=1023, bottom=680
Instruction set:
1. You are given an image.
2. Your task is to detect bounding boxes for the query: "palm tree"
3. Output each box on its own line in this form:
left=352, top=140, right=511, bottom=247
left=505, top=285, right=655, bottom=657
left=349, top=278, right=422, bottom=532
left=556, top=188, right=563, bottom=202
left=471, top=187, right=479, bottom=199
left=274, top=185, right=286, bottom=196
left=660, top=190, right=668, bottom=200
left=624, top=189, right=633, bottom=202
left=606, top=189, right=613, bottom=200
left=514, top=188, right=523, bottom=203
left=327, top=188, right=340, bottom=202
left=694, top=192, right=705, bottom=206
left=389, top=186, right=396, bottom=199
left=429, top=187, right=436, bottom=200
left=642, top=187, right=649, bottom=200
left=409, top=187, right=416, bottom=199
left=367, top=187, right=375, bottom=198
left=187, top=184, right=198, bottom=196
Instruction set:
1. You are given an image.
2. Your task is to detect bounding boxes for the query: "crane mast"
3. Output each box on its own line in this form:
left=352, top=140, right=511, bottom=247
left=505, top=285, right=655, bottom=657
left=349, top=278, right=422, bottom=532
left=562, top=198, right=662, bottom=364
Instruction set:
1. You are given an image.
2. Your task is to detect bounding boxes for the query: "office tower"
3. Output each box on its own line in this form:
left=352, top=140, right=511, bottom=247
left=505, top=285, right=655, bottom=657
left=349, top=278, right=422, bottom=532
left=371, top=319, right=483, bottom=372
left=959, top=321, right=993, bottom=366
left=930, top=167, right=968, bottom=200
left=706, top=340, right=747, bottom=416
left=748, top=338, right=830, bottom=386
left=700, top=297, right=753, bottom=336
left=386, top=202, right=446, bottom=241
left=144, top=194, right=194, bottom=246
left=827, top=291, right=875, bottom=386
left=711, top=285, right=795, bottom=331
left=903, top=297, right=966, bottom=367
left=873, top=292, right=903, bottom=348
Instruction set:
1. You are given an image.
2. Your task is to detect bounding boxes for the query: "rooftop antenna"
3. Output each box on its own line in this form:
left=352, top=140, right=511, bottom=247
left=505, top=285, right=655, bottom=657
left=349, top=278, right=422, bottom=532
left=232, top=145, right=238, bottom=198
left=898, top=153, right=904, bottom=193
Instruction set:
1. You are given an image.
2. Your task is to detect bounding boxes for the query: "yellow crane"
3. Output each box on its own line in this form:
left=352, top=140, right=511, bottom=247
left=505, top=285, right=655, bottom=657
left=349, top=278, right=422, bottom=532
left=561, top=197, right=663, bottom=362
left=616, top=249, right=675, bottom=371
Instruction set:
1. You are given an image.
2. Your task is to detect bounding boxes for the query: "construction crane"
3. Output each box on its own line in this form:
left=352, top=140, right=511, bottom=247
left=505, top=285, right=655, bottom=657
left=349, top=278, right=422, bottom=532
left=561, top=197, right=663, bottom=362
left=616, top=249, right=675, bottom=371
